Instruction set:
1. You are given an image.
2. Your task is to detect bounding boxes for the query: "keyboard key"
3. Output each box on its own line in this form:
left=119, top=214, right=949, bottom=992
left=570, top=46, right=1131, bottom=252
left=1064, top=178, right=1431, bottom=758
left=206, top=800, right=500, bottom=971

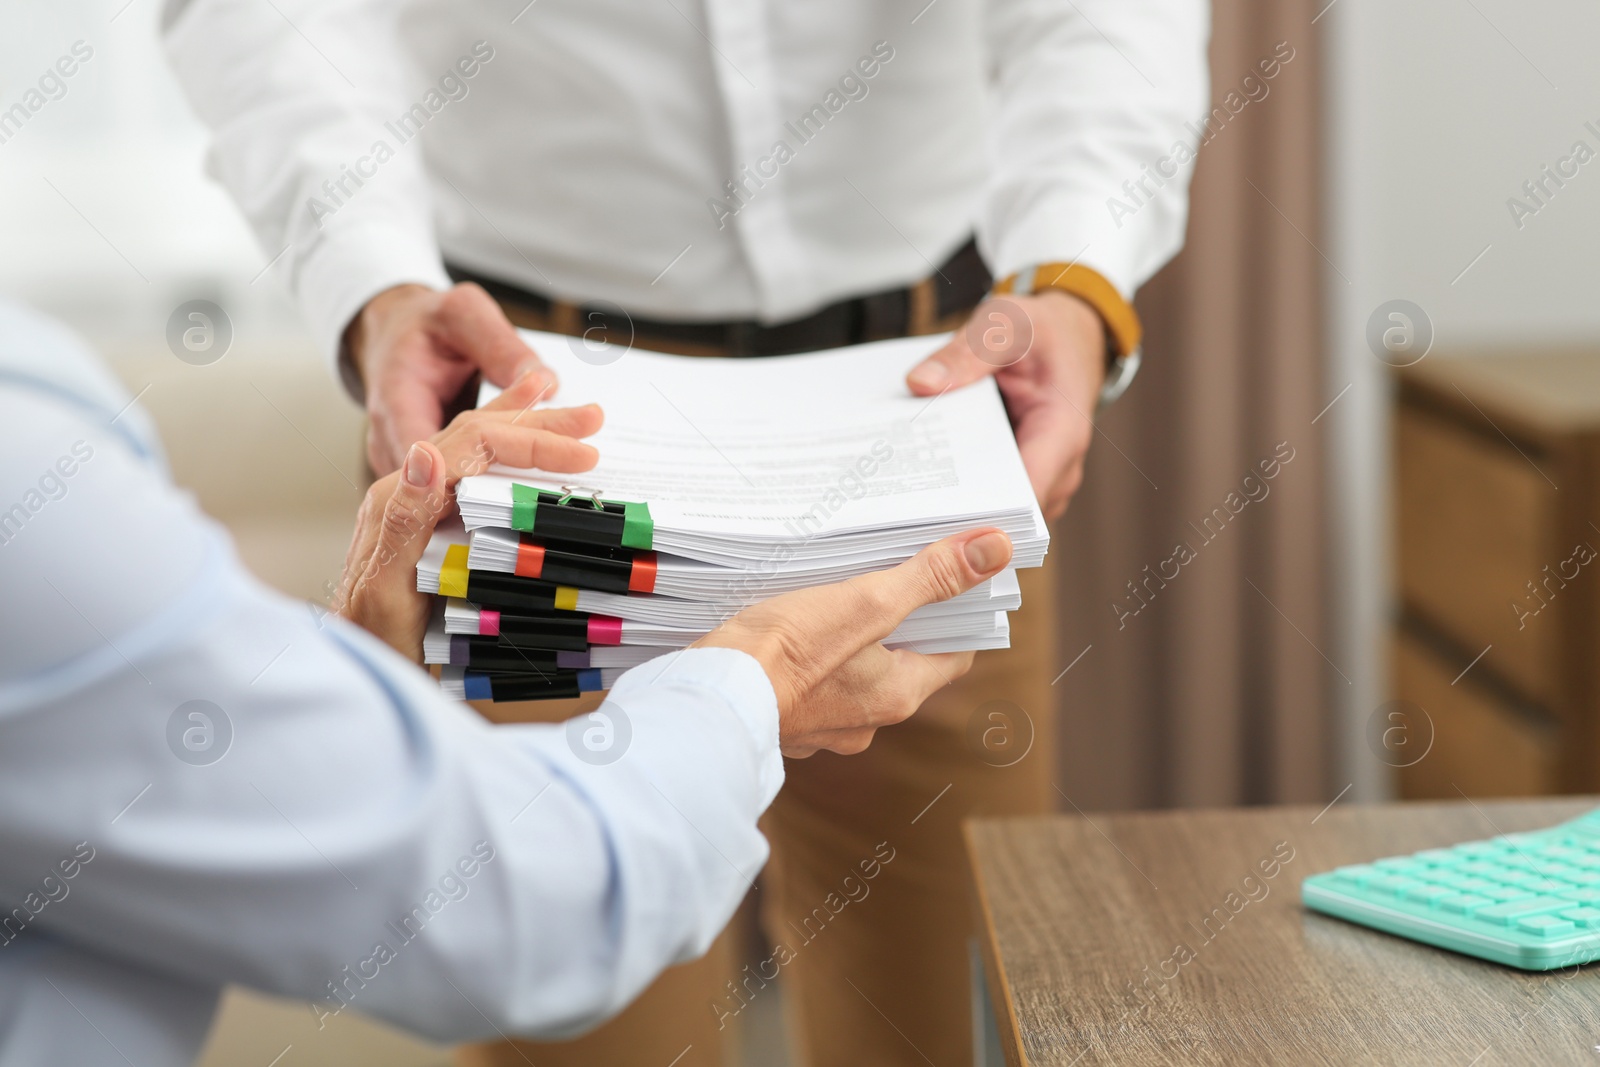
left=1410, top=870, right=1457, bottom=886
left=1532, top=864, right=1584, bottom=880
left=1500, top=872, right=1565, bottom=892
left=1366, top=875, right=1423, bottom=897
left=1402, top=884, right=1454, bottom=906
left=1331, top=864, right=1378, bottom=887
left=1568, top=889, right=1600, bottom=904
left=1413, top=849, right=1459, bottom=866
left=1475, top=899, right=1578, bottom=926
left=1559, top=907, right=1600, bottom=928
left=1560, top=871, right=1600, bottom=887
left=1438, top=894, right=1496, bottom=915
left=1451, top=878, right=1498, bottom=894
left=1517, top=915, right=1578, bottom=938
left=1479, top=887, right=1536, bottom=903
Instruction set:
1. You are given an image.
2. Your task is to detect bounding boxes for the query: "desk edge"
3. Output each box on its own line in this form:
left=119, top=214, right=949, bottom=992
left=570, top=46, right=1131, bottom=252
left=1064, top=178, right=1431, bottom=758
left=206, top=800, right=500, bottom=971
left=965, top=821, right=1033, bottom=1067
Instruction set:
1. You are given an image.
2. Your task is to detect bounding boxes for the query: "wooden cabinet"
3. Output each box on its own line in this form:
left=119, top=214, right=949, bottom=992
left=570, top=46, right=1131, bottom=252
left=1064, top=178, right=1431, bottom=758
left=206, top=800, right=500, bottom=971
left=1393, top=352, right=1600, bottom=798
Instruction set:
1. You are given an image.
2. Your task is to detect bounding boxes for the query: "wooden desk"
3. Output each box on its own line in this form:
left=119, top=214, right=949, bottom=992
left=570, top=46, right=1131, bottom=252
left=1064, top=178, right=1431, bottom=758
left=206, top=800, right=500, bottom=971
left=967, top=799, right=1600, bottom=1066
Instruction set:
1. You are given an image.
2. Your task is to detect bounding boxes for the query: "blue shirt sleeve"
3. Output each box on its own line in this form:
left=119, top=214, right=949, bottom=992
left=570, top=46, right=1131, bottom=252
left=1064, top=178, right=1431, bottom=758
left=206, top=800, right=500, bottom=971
left=0, top=305, right=782, bottom=1059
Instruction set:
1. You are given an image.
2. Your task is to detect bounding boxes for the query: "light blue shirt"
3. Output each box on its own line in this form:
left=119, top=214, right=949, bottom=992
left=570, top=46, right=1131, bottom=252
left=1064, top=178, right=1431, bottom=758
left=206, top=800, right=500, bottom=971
left=0, top=302, right=783, bottom=1065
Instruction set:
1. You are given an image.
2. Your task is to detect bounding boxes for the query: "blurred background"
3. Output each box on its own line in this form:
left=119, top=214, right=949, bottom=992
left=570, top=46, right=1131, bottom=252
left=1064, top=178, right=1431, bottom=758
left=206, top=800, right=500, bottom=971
left=4, top=0, right=1599, bottom=1063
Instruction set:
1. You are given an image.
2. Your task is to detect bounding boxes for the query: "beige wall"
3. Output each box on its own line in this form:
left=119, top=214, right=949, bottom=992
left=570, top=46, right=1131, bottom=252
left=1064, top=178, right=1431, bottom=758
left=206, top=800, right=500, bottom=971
left=106, top=342, right=364, bottom=605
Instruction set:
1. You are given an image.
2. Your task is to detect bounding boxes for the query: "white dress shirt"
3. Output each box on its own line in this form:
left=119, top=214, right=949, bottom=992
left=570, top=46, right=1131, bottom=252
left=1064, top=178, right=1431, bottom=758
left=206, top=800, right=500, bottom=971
left=0, top=300, right=784, bottom=1065
left=163, top=0, right=1209, bottom=364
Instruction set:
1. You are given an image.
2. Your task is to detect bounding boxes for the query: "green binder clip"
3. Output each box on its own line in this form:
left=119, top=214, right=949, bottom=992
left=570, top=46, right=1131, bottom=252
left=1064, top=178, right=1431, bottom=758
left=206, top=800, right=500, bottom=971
left=509, top=483, right=654, bottom=550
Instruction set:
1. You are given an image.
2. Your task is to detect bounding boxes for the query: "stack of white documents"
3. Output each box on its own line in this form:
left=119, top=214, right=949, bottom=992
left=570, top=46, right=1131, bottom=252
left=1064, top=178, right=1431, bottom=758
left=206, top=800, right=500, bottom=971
left=420, top=329, right=1047, bottom=701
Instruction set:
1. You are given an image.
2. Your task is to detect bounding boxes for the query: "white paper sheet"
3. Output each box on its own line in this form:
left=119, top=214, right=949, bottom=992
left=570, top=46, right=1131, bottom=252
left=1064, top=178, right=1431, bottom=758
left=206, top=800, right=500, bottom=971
left=456, top=330, right=1048, bottom=567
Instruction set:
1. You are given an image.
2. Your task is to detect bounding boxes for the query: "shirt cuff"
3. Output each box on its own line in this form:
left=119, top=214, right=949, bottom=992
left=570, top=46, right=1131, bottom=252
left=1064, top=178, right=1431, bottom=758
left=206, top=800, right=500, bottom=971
left=607, top=647, right=784, bottom=810
left=292, top=222, right=454, bottom=389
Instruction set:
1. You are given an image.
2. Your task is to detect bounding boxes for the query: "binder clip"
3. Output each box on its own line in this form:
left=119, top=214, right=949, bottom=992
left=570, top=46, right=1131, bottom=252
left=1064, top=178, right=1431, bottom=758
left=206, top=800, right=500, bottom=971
left=451, top=666, right=604, bottom=702
left=510, top=484, right=654, bottom=550
left=447, top=636, right=562, bottom=672
left=511, top=537, right=658, bottom=595
left=489, top=607, right=624, bottom=651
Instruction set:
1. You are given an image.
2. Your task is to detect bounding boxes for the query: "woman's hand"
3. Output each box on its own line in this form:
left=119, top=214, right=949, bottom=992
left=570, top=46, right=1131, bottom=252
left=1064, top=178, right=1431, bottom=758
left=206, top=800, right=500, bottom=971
left=695, top=528, right=1014, bottom=757
left=336, top=372, right=603, bottom=659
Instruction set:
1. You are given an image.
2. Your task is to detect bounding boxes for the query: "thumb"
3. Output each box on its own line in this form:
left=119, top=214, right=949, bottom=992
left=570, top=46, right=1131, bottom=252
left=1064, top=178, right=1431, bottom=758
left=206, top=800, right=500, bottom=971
left=695, top=529, right=1012, bottom=708
left=848, top=529, right=1013, bottom=640
left=769, top=529, right=1011, bottom=696
left=374, top=441, right=451, bottom=575
left=907, top=300, right=1031, bottom=395
left=433, top=282, right=559, bottom=394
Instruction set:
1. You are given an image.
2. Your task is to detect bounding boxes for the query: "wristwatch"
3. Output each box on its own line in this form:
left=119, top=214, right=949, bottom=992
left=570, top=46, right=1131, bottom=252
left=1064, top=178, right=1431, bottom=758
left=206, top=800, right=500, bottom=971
left=993, top=262, right=1143, bottom=408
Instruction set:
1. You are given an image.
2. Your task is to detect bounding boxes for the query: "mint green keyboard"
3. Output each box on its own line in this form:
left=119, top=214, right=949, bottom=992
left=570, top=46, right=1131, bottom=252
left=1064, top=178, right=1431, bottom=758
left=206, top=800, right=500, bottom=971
left=1302, top=808, right=1600, bottom=970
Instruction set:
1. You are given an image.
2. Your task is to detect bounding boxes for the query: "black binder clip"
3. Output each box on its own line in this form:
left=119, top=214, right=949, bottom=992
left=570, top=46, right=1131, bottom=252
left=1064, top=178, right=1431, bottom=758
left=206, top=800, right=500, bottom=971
left=509, top=483, right=654, bottom=550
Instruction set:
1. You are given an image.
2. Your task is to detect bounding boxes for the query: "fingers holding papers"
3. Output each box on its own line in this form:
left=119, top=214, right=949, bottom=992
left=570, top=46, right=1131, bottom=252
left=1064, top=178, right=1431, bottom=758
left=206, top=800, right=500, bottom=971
left=433, top=391, right=603, bottom=482
left=338, top=397, right=604, bottom=660
left=778, top=646, right=976, bottom=758
left=905, top=323, right=998, bottom=396
left=695, top=529, right=1013, bottom=757
left=905, top=292, right=1105, bottom=520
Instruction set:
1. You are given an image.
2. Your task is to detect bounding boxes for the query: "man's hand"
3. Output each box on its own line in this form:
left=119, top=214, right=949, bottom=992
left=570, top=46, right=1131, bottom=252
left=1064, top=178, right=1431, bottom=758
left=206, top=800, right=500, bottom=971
left=337, top=372, right=603, bottom=660
left=695, top=529, right=1013, bottom=757
left=906, top=290, right=1107, bottom=520
left=346, top=282, right=560, bottom=475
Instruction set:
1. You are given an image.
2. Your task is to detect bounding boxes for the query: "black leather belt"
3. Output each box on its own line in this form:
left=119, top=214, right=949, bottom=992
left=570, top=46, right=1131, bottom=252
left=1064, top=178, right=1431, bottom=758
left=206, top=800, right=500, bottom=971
left=446, top=239, right=991, bottom=358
